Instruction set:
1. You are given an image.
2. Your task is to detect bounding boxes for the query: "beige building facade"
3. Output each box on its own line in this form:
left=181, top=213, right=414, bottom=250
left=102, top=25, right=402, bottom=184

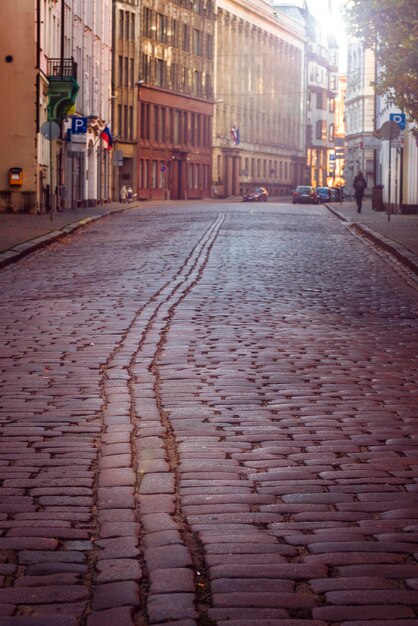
left=344, top=40, right=376, bottom=195
left=112, top=0, right=141, bottom=199
left=0, top=0, right=61, bottom=213
left=136, top=0, right=215, bottom=200
left=0, top=1, right=112, bottom=214
left=213, top=0, right=306, bottom=198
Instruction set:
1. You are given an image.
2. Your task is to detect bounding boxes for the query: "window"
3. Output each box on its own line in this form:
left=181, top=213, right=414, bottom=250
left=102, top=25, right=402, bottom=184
left=129, top=107, right=133, bottom=140
left=124, top=56, right=129, bottom=87
left=183, top=111, right=188, bottom=144
left=316, top=92, right=326, bottom=110
left=205, top=73, right=212, bottom=99
left=181, top=66, right=188, bottom=91
left=155, top=59, right=166, bottom=87
left=154, top=106, right=159, bottom=142
left=329, top=123, right=334, bottom=142
left=206, top=34, right=213, bottom=59
left=119, top=10, right=124, bottom=38
left=193, top=29, right=202, bottom=56
left=140, top=103, right=150, bottom=141
left=193, top=70, right=201, bottom=95
left=139, top=159, right=148, bottom=188
left=118, top=56, right=123, bottom=87
left=125, top=12, right=130, bottom=39
left=170, top=63, right=178, bottom=91
left=197, top=115, right=201, bottom=146
left=157, top=13, right=167, bottom=43
left=173, top=110, right=180, bottom=144
left=140, top=54, right=149, bottom=83
left=118, top=105, right=122, bottom=138
left=123, top=106, right=128, bottom=139
left=182, top=24, right=190, bottom=51
left=143, top=8, right=152, bottom=37
left=152, top=160, right=157, bottom=188
left=190, top=113, right=195, bottom=145
left=172, top=19, right=178, bottom=47
left=316, top=120, right=327, bottom=141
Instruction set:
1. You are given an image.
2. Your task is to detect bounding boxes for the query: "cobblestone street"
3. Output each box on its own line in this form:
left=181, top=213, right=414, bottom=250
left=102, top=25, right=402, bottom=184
left=0, top=202, right=417, bottom=626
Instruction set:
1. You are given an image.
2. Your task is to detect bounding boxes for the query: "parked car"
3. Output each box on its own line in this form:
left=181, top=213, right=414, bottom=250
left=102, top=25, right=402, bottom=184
left=316, top=186, right=333, bottom=202
left=292, top=185, right=319, bottom=204
left=243, top=187, right=269, bottom=202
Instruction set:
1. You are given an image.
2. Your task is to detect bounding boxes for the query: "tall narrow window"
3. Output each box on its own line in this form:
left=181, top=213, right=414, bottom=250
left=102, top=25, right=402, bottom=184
left=182, top=24, right=190, bottom=51
left=193, top=29, right=201, bottom=56
left=119, top=10, right=124, bottom=38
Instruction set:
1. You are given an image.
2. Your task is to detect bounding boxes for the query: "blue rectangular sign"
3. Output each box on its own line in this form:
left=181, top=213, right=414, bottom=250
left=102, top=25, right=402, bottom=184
left=390, top=113, right=406, bottom=130
left=71, top=117, right=88, bottom=134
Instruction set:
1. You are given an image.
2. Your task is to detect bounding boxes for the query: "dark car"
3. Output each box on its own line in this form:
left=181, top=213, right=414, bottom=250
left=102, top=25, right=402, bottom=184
left=292, top=185, right=319, bottom=204
left=243, top=187, right=269, bottom=202
left=316, top=186, right=333, bottom=202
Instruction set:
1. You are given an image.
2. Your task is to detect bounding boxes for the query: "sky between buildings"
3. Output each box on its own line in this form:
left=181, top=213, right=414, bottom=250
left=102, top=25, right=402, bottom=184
left=307, top=0, right=348, bottom=70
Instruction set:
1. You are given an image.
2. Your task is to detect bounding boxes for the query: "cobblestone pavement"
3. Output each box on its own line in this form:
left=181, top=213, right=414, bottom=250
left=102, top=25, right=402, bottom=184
left=0, top=202, right=417, bottom=626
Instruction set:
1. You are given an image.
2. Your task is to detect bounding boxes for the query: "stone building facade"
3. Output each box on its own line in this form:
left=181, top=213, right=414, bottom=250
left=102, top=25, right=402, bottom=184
left=136, top=0, right=215, bottom=200
left=305, top=26, right=339, bottom=188
left=112, top=0, right=141, bottom=198
left=344, top=39, right=375, bottom=195
left=0, top=0, right=112, bottom=213
left=0, top=0, right=61, bottom=213
left=213, top=0, right=306, bottom=198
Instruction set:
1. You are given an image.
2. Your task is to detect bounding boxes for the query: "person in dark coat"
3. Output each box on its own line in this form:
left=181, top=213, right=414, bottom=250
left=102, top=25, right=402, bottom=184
left=353, top=170, right=367, bottom=213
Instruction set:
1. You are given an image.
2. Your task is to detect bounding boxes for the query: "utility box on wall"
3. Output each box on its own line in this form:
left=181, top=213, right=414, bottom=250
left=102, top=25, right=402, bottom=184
left=9, top=168, right=23, bottom=187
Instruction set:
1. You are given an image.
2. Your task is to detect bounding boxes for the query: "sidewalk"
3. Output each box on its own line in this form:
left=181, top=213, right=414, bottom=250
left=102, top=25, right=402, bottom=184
left=326, top=198, right=418, bottom=276
left=0, top=202, right=136, bottom=268
left=1, top=198, right=418, bottom=276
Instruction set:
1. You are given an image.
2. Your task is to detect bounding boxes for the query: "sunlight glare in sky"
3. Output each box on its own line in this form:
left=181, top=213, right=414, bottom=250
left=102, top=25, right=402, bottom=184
left=307, top=0, right=347, bottom=69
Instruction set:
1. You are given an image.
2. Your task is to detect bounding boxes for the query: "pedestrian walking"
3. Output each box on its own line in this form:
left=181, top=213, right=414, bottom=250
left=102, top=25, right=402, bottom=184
left=127, top=186, right=133, bottom=203
left=353, top=170, right=367, bottom=213
left=120, top=185, right=128, bottom=204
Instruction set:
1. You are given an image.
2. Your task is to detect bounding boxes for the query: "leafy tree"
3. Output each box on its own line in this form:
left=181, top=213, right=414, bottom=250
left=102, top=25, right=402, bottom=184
left=345, top=0, right=418, bottom=127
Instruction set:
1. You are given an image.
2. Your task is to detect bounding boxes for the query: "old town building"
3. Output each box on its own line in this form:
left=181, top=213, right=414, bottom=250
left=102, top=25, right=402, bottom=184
left=344, top=38, right=375, bottom=196
left=0, top=0, right=62, bottom=213
left=136, top=0, right=215, bottom=200
left=0, top=0, right=112, bottom=214
left=305, top=26, right=339, bottom=188
left=214, top=0, right=306, bottom=198
left=112, top=0, right=141, bottom=198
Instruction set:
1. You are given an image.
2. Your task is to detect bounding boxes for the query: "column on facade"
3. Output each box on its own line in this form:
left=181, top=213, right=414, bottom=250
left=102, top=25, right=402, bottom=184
left=232, top=154, right=240, bottom=195
left=225, top=153, right=233, bottom=196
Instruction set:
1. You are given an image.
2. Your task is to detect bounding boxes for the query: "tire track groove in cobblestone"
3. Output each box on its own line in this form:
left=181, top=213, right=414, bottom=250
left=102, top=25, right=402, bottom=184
left=92, top=213, right=225, bottom=625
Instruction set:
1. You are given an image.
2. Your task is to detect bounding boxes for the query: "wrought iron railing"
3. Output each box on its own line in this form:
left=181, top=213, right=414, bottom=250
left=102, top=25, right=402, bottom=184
left=47, top=57, right=78, bottom=81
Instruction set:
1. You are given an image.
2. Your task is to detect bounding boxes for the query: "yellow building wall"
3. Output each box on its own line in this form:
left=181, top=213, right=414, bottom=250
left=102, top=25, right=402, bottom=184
left=0, top=1, right=38, bottom=211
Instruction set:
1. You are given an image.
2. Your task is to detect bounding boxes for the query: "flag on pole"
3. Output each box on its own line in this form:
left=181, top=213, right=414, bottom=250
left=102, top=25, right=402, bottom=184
left=230, top=126, right=240, bottom=145
left=101, top=126, right=113, bottom=150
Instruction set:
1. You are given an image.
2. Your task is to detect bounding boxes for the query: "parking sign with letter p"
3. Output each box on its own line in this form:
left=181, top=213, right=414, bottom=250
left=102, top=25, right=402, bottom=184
left=390, top=113, right=406, bottom=130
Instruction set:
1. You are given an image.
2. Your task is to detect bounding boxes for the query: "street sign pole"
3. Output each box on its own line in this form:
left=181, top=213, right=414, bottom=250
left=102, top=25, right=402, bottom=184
left=49, top=119, right=54, bottom=222
left=388, top=131, right=392, bottom=222
left=381, top=120, right=401, bottom=222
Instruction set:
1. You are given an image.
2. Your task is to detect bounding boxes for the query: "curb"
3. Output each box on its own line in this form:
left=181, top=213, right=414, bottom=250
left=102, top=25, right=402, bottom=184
left=326, top=204, right=418, bottom=277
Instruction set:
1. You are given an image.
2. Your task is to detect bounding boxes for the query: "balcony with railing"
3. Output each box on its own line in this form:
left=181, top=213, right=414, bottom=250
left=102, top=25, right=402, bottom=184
left=47, top=58, right=79, bottom=122
left=47, top=57, right=78, bottom=82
